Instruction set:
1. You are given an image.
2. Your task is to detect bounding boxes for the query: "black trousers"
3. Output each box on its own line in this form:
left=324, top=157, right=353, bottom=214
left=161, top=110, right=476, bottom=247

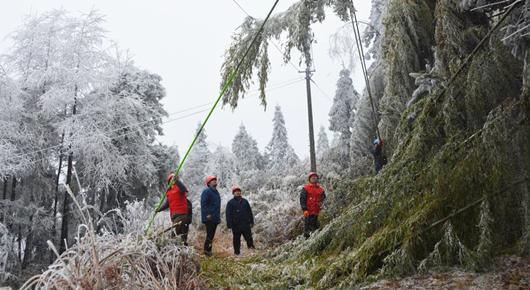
left=204, top=222, right=218, bottom=253
left=304, top=215, right=319, bottom=238
left=233, top=229, right=254, bottom=254
left=182, top=223, right=190, bottom=246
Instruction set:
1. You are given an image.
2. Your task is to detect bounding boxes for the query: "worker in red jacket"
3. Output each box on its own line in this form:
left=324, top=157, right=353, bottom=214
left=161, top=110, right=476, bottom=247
left=300, top=172, right=326, bottom=238
left=156, top=174, right=188, bottom=243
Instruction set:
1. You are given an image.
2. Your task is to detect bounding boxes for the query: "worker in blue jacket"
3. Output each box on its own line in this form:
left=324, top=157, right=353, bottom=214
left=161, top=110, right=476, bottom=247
left=201, top=176, right=221, bottom=256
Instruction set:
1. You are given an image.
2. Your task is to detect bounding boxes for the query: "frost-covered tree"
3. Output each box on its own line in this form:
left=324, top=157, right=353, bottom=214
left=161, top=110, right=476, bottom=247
left=73, top=63, right=168, bottom=212
left=363, top=0, right=388, bottom=60
left=265, top=105, right=299, bottom=173
left=184, top=122, right=211, bottom=189
left=329, top=69, right=359, bottom=166
left=350, top=93, right=377, bottom=159
left=204, top=145, right=237, bottom=189
left=0, top=71, right=28, bottom=178
left=232, top=124, right=264, bottom=173
left=0, top=8, right=172, bottom=272
left=317, top=125, right=330, bottom=154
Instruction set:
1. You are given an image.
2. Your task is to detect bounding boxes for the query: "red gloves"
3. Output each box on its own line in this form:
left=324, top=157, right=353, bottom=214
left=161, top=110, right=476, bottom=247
left=303, top=211, right=309, bottom=218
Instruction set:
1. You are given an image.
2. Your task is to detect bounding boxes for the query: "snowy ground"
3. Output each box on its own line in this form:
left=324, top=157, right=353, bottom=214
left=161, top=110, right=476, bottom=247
left=360, top=256, right=530, bottom=290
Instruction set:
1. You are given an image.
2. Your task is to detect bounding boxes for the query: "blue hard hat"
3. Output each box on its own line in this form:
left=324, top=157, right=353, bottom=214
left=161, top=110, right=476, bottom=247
left=374, top=139, right=379, bottom=145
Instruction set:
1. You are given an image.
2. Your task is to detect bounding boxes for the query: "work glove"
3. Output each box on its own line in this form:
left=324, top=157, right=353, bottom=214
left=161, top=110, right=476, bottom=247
left=303, top=211, right=309, bottom=218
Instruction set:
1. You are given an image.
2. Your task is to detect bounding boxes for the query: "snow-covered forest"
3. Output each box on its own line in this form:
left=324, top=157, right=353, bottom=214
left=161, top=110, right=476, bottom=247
left=2, top=0, right=530, bottom=289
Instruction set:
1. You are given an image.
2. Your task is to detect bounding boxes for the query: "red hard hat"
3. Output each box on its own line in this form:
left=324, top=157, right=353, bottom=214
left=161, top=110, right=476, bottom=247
left=308, top=172, right=319, bottom=181
left=167, top=173, right=179, bottom=184
left=206, top=176, right=217, bottom=186
left=232, top=186, right=241, bottom=194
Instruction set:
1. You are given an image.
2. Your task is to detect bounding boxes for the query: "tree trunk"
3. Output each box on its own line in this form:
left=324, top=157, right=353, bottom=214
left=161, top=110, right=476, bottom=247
left=10, top=175, right=17, bottom=201
left=51, top=133, right=65, bottom=261
left=59, top=153, right=74, bottom=255
left=106, top=186, right=117, bottom=213
left=2, top=176, right=7, bottom=200
left=1, top=176, right=7, bottom=223
left=22, top=191, right=35, bottom=269
left=59, top=98, right=77, bottom=255
left=18, top=224, right=22, bottom=264
left=7, top=176, right=17, bottom=231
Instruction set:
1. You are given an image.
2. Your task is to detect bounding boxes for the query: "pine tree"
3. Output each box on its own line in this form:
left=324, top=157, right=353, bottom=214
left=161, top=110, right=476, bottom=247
left=265, top=105, right=299, bottom=173
left=363, top=0, right=388, bottom=61
left=232, top=124, right=264, bottom=173
left=204, top=145, right=237, bottom=189
left=317, top=125, right=330, bottom=154
left=184, top=122, right=211, bottom=188
left=328, top=69, right=359, bottom=165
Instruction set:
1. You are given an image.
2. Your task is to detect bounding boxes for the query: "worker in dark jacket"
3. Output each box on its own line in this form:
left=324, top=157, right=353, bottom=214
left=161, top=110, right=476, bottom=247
left=201, top=176, right=221, bottom=256
left=372, top=139, right=386, bottom=174
left=156, top=174, right=188, bottom=242
left=300, top=172, right=326, bottom=238
left=226, top=186, right=255, bottom=255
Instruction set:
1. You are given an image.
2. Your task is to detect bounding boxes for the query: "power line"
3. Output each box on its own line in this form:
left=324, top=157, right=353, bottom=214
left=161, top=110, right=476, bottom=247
left=232, top=0, right=251, bottom=18
left=349, top=0, right=381, bottom=140
left=231, top=0, right=303, bottom=77
left=309, top=78, right=333, bottom=102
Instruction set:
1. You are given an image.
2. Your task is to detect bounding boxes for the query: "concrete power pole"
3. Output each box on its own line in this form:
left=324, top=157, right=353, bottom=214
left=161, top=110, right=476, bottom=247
left=300, top=67, right=317, bottom=173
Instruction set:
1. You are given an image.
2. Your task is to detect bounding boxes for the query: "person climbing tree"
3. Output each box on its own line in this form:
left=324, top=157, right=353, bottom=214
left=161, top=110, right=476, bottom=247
left=156, top=174, right=188, bottom=243
left=300, top=172, right=326, bottom=238
left=372, top=139, right=387, bottom=174
left=201, top=176, right=221, bottom=256
left=226, top=186, right=255, bottom=255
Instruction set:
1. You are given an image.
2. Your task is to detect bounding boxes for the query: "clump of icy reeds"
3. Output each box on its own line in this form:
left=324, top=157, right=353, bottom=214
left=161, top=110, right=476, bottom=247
left=21, top=185, right=203, bottom=290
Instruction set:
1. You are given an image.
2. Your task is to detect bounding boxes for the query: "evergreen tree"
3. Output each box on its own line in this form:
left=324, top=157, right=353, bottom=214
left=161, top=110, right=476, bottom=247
left=232, top=124, right=264, bottom=173
left=363, top=0, right=388, bottom=61
left=204, top=145, right=237, bottom=189
left=328, top=69, right=359, bottom=165
left=184, top=122, right=210, bottom=188
left=317, top=125, right=329, bottom=154
left=265, top=105, right=298, bottom=173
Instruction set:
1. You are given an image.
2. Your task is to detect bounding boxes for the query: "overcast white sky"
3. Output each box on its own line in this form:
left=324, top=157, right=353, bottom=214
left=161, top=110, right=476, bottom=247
left=0, top=0, right=372, bottom=162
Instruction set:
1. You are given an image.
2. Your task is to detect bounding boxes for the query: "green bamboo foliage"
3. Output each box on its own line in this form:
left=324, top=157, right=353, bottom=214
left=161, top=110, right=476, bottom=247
left=379, top=0, right=435, bottom=155
left=220, top=0, right=355, bottom=110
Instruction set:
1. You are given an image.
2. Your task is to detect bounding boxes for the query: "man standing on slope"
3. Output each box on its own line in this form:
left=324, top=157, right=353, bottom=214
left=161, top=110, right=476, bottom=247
left=300, top=172, right=326, bottom=238
left=156, top=174, right=188, bottom=243
left=201, top=176, right=221, bottom=256
left=226, top=186, right=255, bottom=255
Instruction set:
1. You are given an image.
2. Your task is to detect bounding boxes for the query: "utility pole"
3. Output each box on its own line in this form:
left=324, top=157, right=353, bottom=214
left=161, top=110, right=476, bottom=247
left=300, top=67, right=317, bottom=173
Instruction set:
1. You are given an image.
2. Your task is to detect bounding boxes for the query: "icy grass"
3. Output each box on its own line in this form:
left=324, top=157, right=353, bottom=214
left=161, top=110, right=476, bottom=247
left=20, top=188, right=203, bottom=289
